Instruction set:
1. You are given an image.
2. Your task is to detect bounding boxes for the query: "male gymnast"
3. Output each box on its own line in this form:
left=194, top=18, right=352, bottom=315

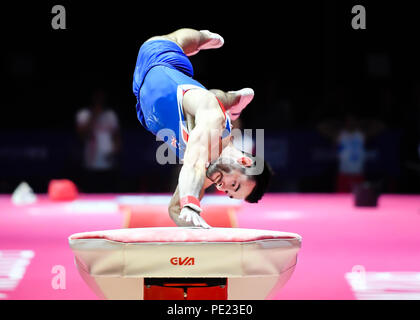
left=132, top=28, right=272, bottom=228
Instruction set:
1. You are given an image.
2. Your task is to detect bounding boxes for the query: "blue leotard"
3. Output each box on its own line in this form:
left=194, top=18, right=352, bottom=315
left=132, top=39, right=231, bottom=160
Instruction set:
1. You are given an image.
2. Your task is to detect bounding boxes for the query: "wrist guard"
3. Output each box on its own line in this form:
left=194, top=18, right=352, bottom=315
left=180, top=196, right=202, bottom=214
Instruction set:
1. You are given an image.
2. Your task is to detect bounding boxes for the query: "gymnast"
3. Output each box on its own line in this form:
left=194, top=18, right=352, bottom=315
left=132, top=28, right=272, bottom=228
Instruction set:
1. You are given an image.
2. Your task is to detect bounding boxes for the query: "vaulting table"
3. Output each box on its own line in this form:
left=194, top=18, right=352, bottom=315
left=68, top=227, right=302, bottom=300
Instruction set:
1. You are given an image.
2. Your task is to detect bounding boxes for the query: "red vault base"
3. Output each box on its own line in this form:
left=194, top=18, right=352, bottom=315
left=144, top=278, right=228, bottom=300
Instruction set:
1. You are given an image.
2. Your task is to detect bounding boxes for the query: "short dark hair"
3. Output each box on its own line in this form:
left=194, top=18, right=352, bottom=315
left=244, top=155, right=273, bottom=203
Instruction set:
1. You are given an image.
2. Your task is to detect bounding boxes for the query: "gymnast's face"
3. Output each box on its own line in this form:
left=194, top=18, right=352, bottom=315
left=206, top=157, right=256, bottom=199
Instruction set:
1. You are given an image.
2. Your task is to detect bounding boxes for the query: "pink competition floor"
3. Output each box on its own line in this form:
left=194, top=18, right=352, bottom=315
left=1, top=193, right=420, bottom=300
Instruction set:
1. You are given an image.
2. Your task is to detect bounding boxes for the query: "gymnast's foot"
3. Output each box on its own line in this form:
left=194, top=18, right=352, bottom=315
left=199, top=30, right=224, bottom=50
left=227, top=88, right=255, bottom=121
left=186, top=30, right=224, bottom=56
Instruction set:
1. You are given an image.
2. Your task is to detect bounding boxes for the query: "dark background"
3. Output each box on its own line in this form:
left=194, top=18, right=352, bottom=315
left=1, top=1, right=419, bottom=194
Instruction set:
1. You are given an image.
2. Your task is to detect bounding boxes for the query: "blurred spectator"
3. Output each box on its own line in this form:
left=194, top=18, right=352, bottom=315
left=402, top=83, right=420, bottom=191
left=75, top=89, right=121, bottom=193
left=318, top=113, right=385, bottom=193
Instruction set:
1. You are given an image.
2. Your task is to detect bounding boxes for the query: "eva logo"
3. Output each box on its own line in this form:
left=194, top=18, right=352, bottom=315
left=170, top=257, right=195, bottom=266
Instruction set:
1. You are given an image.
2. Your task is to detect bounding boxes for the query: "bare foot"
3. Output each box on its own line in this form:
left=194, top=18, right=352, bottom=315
left=199, top=30, right=224, bottom=50
left=227, top=88, right=254, bottom=120
left=186, top=30, right=224, bottom=56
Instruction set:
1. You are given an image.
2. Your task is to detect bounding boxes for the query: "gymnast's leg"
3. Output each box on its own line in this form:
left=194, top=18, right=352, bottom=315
left=146, top=28, right=224, bottom=56
left=146, top=28, right=254, bottom=119
left=209, top=88, right=254, bottom=121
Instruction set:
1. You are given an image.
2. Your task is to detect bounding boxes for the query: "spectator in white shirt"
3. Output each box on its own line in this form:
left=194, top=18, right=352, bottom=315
left=318, top=113, right=385, bottom=192
left=75, top=89, right=121, bottom=192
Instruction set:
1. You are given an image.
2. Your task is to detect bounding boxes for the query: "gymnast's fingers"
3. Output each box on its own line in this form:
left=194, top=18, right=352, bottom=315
left=197, top=215, right=212, bottom=229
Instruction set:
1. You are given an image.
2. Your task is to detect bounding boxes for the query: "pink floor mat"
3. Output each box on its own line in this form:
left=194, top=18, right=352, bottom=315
left=1, top=193, right=419, bottom=300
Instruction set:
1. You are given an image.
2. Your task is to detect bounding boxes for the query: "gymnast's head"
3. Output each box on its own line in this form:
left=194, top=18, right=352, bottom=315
left=206, top=150, right=273, bottom=203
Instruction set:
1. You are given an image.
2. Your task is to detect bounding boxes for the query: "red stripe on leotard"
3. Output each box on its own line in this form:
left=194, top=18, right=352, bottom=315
left=214, top=96, right=227, bottom=120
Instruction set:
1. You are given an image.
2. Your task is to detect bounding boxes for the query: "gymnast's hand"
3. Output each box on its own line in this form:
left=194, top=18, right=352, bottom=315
left=179, top=207, right=212, bottom=229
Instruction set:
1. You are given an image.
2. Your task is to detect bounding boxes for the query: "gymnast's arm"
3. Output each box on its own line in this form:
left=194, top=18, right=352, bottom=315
left=169, top=107, right=224, bottom=228
left=168, top=179, right=212, bottom=226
